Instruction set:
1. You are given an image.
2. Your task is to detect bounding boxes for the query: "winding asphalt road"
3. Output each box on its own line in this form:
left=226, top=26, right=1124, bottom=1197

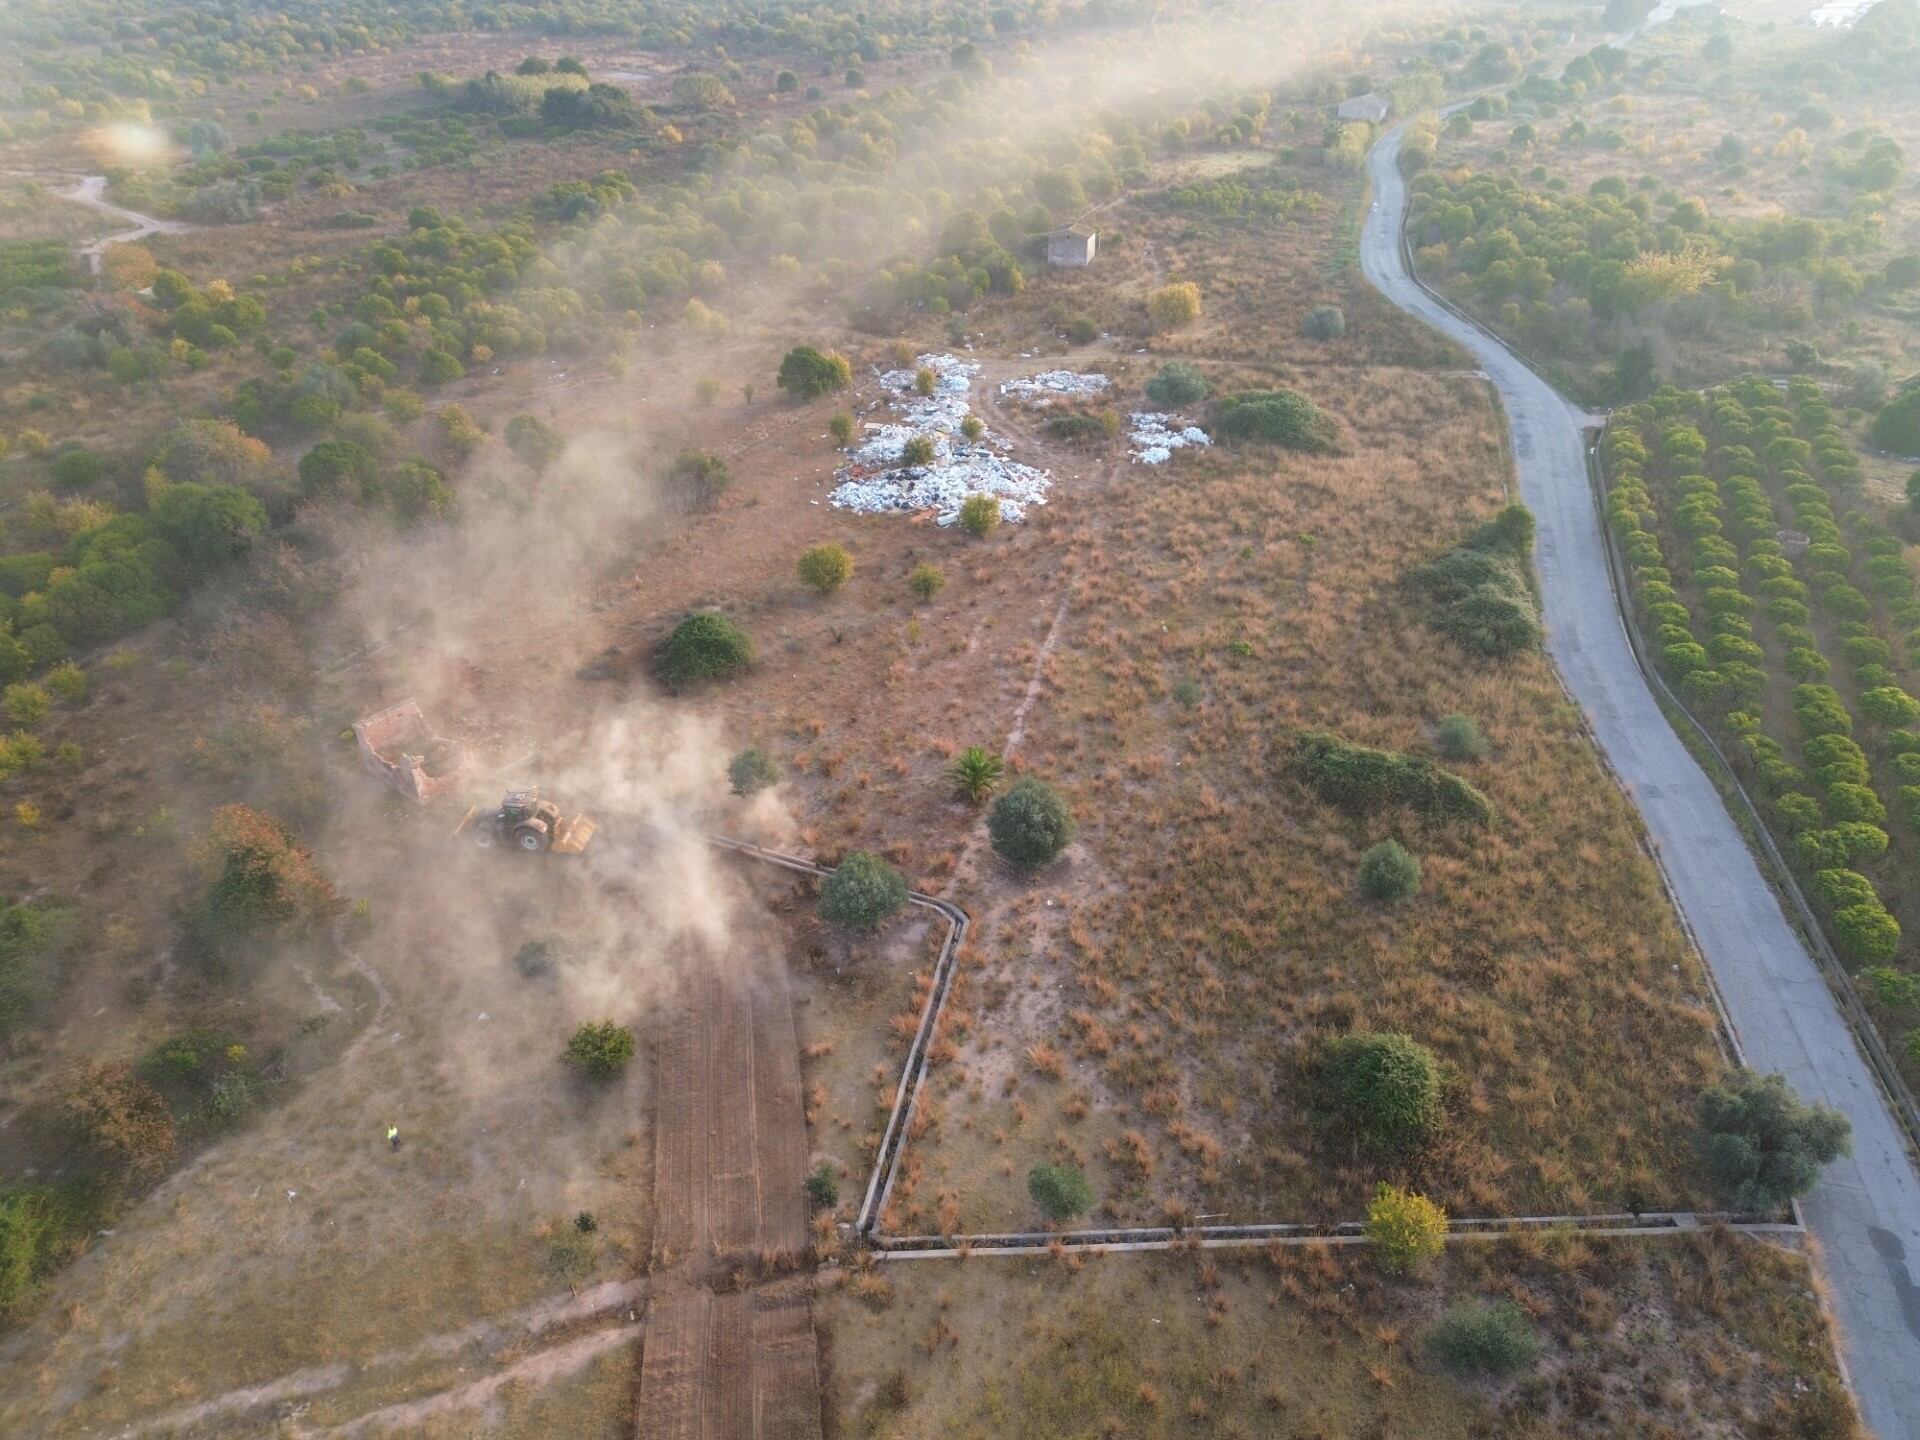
left=1363, top=127, right=1920, bottom=1437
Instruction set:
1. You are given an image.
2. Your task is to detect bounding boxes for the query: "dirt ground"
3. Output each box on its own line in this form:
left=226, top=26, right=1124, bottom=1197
left=639, top=925, right=823, bottom=1440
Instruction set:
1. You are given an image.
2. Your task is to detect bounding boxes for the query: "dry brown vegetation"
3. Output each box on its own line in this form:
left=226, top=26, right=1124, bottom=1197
left=823, top=1230, right=1853, bottom=1440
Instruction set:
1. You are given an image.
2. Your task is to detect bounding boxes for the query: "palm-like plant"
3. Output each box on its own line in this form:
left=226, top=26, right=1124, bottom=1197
left=946, top=746, right=1005, bottom=804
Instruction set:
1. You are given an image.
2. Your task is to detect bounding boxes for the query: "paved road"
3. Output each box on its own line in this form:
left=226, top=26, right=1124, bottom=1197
left=1363, top=127, right=1920, bottom=1438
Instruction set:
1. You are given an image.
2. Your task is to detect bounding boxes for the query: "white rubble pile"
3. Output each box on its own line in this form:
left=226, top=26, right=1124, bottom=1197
left=833, top=352, right=1052, bottom=524
left=998, top=369, right=1111, bottom=405
left=1128, top=412, right=1212, bottom=465
left=875, top=353, right=978, bottom=432
left=831, top=447, right=1053, bottom=525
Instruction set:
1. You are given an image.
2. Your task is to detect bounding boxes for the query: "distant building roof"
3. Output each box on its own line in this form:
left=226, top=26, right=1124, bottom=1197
left=1337, top=92, right=1391, bottom=124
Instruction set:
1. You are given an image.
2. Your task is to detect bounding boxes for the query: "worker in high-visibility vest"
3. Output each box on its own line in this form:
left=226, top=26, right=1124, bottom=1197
left=387, top=1124, right=400, bottom=1152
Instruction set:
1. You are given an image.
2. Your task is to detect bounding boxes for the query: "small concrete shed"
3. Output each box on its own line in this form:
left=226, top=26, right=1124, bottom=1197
left=1337, top=92, right=1391, bottom=125
left=1046, top=227, right=1097, bottom=268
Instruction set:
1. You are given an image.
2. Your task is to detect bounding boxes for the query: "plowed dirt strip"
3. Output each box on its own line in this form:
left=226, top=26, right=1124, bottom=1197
left=649, top=970, right=709, bottom=1268
left=750, top=977, right=810, bottom=1256
left=708, top=971, right=760, bottom=1256
left=636, top=1286, right=709, bottom=1440
left=751, top=1283, right=824, bottom=1440
left=637, top=942, right=823, bottom=1440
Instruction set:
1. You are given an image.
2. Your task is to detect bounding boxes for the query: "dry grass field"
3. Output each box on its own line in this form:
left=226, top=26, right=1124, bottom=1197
left=823, top=1230, right=1852, bottom=1440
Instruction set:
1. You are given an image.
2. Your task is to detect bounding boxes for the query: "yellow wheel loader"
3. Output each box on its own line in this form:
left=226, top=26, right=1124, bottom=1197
left=455, top=789, right=597, bottom=855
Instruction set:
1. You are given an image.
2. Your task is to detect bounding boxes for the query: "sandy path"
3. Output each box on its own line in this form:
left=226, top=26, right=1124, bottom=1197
left=59, top=175, right=194, bottom=273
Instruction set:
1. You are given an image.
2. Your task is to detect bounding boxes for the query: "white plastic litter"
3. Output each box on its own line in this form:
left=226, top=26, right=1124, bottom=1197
left=875, top=353, right=978, bottom=432
left=833, top=353, right=1054, bottom=525
left=1128, top=412, right=1212, bottom=465
left=998, top=370, right=1111, bottom=404
left=831, top=446, right=1053, bottom=524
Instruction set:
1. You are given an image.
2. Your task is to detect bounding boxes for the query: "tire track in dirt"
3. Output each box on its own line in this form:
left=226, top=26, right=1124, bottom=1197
left=636, top=939, right=821, bottom=1440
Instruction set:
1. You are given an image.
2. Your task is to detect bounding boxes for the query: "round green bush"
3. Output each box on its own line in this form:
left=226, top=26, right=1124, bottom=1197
left=1302, top=304, right=1346, bottom=340
left=728, top=746, right=779, bottom=796
left=1357, top=840, right=1420, bottom=901
left=1027, top=1162, right=1095, bottom=1221
left=1435, top=713, right=1488, bottom=761
left=988, top=778, right=1076, bottom=867
left=776, top=345, right=852, bottom=399
left=564, top=1020, right=635, bottom=1081
left=657, top=612, right=753, bottom=689
left=1834, top=902, right=1901, bottom=965
left=51, top=448, right=104, bottom=490
left=1211, top=389, right=1337, bottom=451
left=797, top=542, right=854, bottom=596
left=819, top=850, right=907, bottom=929
left=1427, top=1301, right=1542, bottom=1376
left=1318, top=1031, right=1442, bottom=1156
left=1144, top=361, right=1209, bottom=408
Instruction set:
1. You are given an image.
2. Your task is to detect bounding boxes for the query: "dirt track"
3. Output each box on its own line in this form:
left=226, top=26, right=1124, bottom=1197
left=638, top=942, right=822, bottom=1440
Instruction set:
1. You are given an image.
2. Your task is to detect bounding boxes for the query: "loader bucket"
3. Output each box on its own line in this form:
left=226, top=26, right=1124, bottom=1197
left=552, top=815, right=597, bottom=854
left=453, top=805, right=481, bottom=840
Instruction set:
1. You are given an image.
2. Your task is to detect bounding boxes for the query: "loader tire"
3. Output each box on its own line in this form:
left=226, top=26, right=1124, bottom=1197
left=514, top=825, right=550, bottom=853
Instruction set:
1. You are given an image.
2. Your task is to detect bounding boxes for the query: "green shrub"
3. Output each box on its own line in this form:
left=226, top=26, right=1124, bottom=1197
left=298, top=438, right=375, bottom=494
left=797, top=542, right=854, bottom=596
left=1211, top=389, right=1338, bottom=450
left=1027, top=1163, right=1095, bottom=1221
left=1863, top=966, right=1920, bottom=1010
left=908, top=563, right=946, bottom=602
left=1773, top=793, right=1821, bottom=830
left=819, top=850, right=908, bottom=929
left=0, top=681, right=49, bottom=731
left=1302, top=304, right=1346, bottom=340
left=829, top=411, right=855, bottom=445
left=51, top=449, right=103, bottom=490
left=1435, top=713, right=1488, bottom=760
left=1410, top=506, right=1540, bottom=659
left=1834, top=901, right=1901, bottom=965
left=806, top=1163, right=839, bottom=1207
left=988, top=778, right=1075, bottom=866
left=1144, top=361, right=1208, bottom=407
left=665, top=450, right=731, bottom=510
left=1826, top=783, right=1886, bottom=825
left=563, top=1020, right=635, bottom=1081
left=946, top=746, right=1005, bottom=803
left=1861, top=686, right=1920, bottom=728
left=1045, top=413, right=1110, bottom=444
left=901, top=435, right=937, bottom=467
left=1317, top=1031, right=1442, bottom=1156
left=728, top=746, right=779, bottom=796
left=504, top=414, right=564, bottom=473
left=1695, top=1069, right=1850, bottom=1211
left=1365, top=1183, right=1445, bottom=1275
left=958, top=494, right=1000, bottom=537
left=1427, top=1302, right=1542, bottom=1376
left=1358, top=840, right=1420, bottom=901
left=657, top=612, right=753, bottom=689
left=1288, top=731, right=1493, bottom=826
left=776, top=345, right=853, bottom=399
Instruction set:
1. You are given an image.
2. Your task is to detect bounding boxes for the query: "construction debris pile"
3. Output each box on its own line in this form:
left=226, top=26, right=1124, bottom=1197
left=1128, top=413, right=1212, bottom=465
left=997, top=369, right=1111, bottom=404
left=831, top=353, right=1054, bottom=524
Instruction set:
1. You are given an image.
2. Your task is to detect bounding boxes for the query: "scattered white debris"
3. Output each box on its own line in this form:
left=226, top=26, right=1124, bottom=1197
left=999, top=370, right=1111, bottom=404
left=874, top=353, right=978, bottom=432
left=1128, top=412, right=1212, bottom=465
left=833, top=353, right=1053, bottom=524
left=831, top=446, right=1053, bottom=524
